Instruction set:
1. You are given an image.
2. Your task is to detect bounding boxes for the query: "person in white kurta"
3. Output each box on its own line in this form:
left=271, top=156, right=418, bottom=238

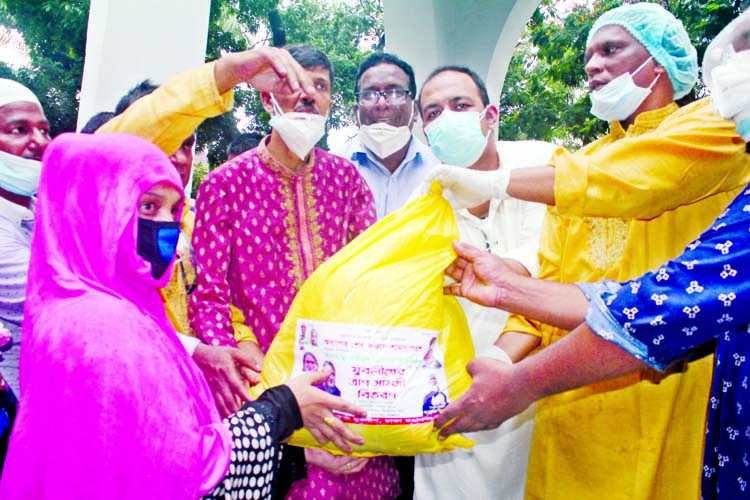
left=414, top=140, right=556, bottom=500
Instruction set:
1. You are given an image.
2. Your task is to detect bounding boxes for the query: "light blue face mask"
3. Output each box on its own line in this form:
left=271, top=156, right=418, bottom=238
left=424, top=108, right=490, bottom=167
left=0, top=150, right=42, bottom=196
left=737, top=117, right=750, bottom=142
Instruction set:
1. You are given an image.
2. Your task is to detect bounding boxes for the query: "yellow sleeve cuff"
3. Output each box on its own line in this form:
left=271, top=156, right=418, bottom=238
left=231, top=304, right=258, bottom=344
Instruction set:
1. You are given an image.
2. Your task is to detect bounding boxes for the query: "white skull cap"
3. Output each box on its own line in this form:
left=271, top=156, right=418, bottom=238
left=0, top=78, right=41, bottom=109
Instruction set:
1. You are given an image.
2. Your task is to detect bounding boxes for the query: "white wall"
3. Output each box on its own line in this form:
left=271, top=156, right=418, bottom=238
left=77, top=0, right=211, bottom=130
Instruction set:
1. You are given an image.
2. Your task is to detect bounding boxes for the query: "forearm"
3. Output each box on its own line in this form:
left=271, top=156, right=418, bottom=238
left=214, top=52, right=247, bottom=94
left=514, top=322, right=646, bottom=401
left=507, top=166, right=556, bottom=206
left=98, top=62, right=232, bottom=155
left=250, top=385, right=304, bottom=442
left=494, top=331, right=540, bottom=362
left=496, top=274, right=588, bottom=331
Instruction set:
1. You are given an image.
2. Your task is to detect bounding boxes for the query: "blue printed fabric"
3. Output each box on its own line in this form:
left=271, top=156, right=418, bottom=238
left=0, top=374, right=17, bottom=475
left=580, top=183, right=750, bottom=500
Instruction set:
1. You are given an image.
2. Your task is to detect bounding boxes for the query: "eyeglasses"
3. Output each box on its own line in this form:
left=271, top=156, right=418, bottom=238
left=355, top=89, right=411, bottom=106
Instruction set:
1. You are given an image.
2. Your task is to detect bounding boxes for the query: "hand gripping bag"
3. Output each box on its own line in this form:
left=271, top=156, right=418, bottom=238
left=250, top=184, right=475, bottom=456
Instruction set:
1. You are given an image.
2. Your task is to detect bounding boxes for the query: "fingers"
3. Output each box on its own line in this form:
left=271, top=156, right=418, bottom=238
left=307, top=411, right=364, bottom=452
left=299, top=369, right=331, bottom=386
left=465, top=357, right=488, bottom=377
left=323, top=415, right=365, bottom=452
left=434, top=401, right=460, bottom=430
left=304, top=448, right=366, bottom=475
left=272, top=47, right=315, bottom=95
left=437, top=414, right=466, bottom=439
left=444, top=259, right=466, bottom=282
left=234, top=342, right=264, bottom=371
left=231, top=350, right=261, bottom=371
left=452, top=240, right=484, bottom=260
left=347, top=457, right=368, bottom=474
left=239, top=365, right=261, bottom=386
left=215, top=394, right=231, bottom=419
left=321, top=394, right=367, bottom=419
left=306, top=425, right=331, bottom=448
left=223, top=366, right=251, bottom=402
left=215, top=389, right=241, bottom=418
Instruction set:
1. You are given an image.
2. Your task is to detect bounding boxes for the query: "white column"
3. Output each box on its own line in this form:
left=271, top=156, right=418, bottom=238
left=77, top=0, right=211, bottom=130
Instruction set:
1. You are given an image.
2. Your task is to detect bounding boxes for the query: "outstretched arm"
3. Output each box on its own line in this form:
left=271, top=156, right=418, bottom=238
left=98, top=46, right=317, bottom=156
left=445, top=240, right=588, bottom=331
left=435, top=322, right=645, bottom=436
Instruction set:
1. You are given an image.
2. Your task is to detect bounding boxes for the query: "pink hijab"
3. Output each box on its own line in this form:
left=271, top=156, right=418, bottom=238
left=0, top=133, right=231, bottom=498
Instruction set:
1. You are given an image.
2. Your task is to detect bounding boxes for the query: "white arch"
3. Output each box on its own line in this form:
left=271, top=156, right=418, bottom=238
left=77, top=0, right=542, bottom=128
left=383, top=0, right=541, bottom=105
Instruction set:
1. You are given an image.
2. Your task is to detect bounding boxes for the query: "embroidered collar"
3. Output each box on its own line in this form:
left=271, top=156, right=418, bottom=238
left=257, top=135, right=316, bottom=177
left=610, top=102, right=679, bottom=137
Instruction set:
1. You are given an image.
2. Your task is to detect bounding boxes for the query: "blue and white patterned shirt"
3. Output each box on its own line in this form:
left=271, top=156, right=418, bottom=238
left=580, top=182, right=750, bottom=500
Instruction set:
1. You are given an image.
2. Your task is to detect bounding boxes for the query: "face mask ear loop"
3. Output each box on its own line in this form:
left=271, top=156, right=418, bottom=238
left=631, top=56, right=661, bottom=91
left=632, top=56, right=654, bottom=78
left=270, top=93, right=284, bottom=117
left=647, top=72, right=661, bottom=91
left=479, top=105, right=493, bottom=143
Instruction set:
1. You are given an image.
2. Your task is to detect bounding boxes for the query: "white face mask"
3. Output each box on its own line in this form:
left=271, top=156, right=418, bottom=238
left=0, top=150, right=42, bottom=196
left=590, top=56, right=660, bottom=122
left=708, top=46, right=750, bottom=141
left=357, top=105, right=413, bottom=159
left=268, top=94, right=326, bottom=160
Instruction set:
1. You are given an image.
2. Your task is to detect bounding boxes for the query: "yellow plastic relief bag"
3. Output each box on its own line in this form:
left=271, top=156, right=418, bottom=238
left=250, top=183, right=475, bottom=456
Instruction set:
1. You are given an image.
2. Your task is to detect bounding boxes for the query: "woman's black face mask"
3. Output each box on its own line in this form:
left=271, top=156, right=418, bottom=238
left=137, top=218, right=180, bottom=279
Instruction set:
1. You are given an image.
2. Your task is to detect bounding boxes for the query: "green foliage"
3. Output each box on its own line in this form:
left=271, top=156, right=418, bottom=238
left=275, top=0, right=383, bottom=130
left=191, top=160, right=210, bottom=195
left=0, top=0, right=89, bottom=136
left=199, top=0, right=384, bottom=167
left=0, top=0, right=383, bottom=168
left=0, top=0, right=741, bottom=161
left=499, top=0, right=617, bottom=147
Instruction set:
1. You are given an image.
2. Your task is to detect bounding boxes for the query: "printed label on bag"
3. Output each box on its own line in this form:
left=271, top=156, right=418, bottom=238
left=292, top=318, right=449, bottom=424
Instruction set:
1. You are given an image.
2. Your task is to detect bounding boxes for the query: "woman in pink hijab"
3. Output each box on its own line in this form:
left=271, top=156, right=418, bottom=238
left=0, top=133, right=364, bottom=498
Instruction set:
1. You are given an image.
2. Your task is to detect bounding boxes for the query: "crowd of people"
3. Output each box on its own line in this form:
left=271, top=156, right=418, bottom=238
left=0, top=2, right=746, bottom=499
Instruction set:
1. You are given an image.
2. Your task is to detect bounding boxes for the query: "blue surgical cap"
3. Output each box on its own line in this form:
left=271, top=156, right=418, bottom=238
left=586, top=3, right=698, bottom=99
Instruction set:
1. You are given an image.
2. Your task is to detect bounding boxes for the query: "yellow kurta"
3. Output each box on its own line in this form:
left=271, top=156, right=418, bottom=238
left=96, top=63, right=257, bottom=342
left=503, top=98, right=750, bottom=500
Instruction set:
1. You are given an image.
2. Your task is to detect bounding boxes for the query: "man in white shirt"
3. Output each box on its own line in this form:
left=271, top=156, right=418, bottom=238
left=414, top=65, right=556, bottom=500
left=0, top=78, right=50, bottom=470
left=0, top=79, right=50, bottom=397
left=334, top=53, right=439, bottom=219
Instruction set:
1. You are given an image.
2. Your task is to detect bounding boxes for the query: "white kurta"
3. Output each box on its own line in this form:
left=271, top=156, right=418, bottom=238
left=414, top=140, right=557, bottom=500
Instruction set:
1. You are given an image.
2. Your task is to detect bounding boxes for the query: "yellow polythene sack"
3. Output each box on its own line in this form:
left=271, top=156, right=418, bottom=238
left=250, top=183, right=475, bottom=456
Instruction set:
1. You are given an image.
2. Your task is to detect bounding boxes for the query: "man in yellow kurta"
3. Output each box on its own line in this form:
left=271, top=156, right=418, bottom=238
left=425, top=4, right=750, bottom=499
left=95, top=46, right=319, bottom=415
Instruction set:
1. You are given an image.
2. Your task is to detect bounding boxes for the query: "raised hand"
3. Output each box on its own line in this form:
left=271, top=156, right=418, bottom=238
left=214, top=46, right=317, bottom=96
left=445, top=240, right=518, bottom=308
